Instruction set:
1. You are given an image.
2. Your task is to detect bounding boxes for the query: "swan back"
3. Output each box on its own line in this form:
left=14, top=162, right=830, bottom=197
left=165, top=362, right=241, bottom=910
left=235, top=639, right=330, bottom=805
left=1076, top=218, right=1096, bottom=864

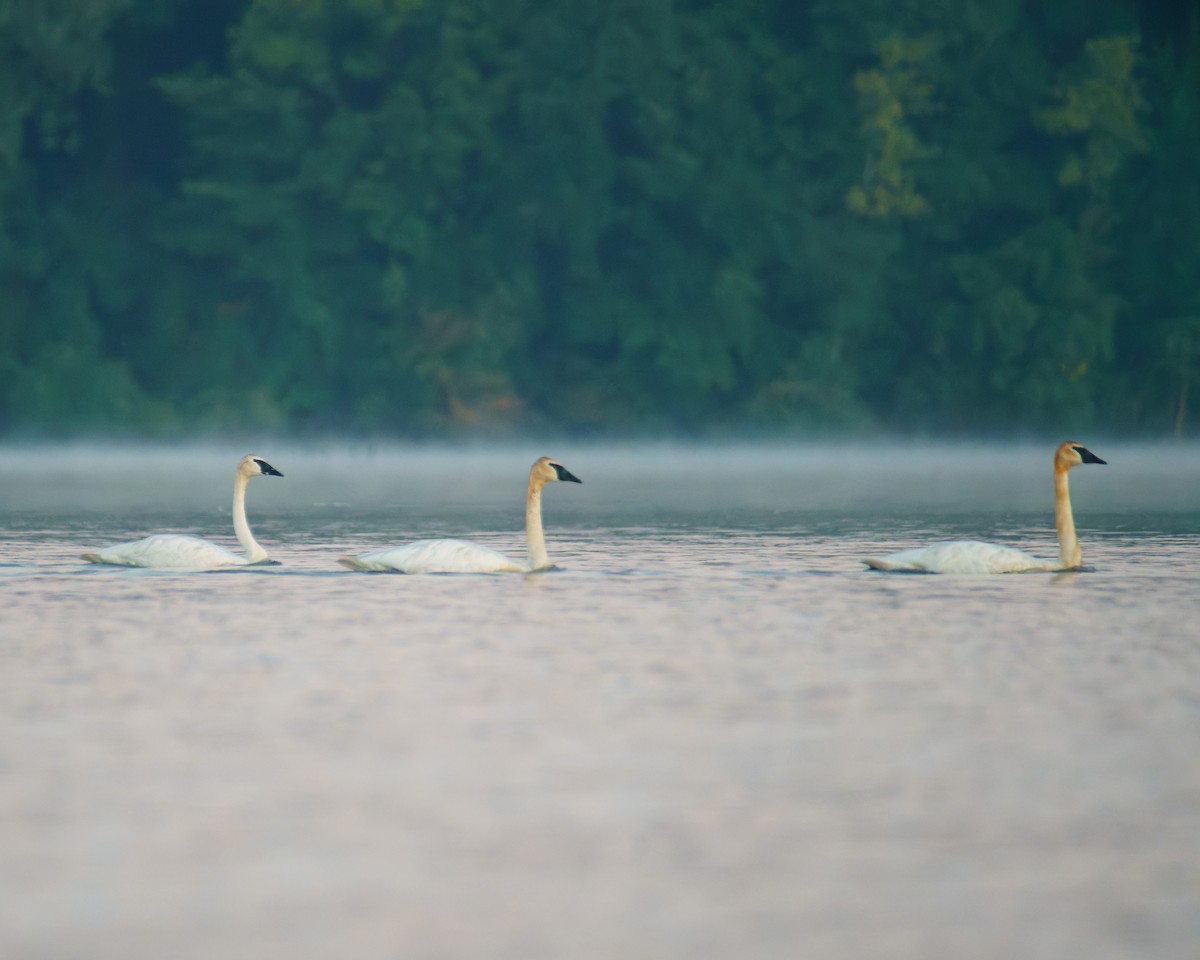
left=864, top=540, right=1055, bottom=574
left=338, top=539, right=522, bottom=574
left=84, top=533, right=248, bottom=570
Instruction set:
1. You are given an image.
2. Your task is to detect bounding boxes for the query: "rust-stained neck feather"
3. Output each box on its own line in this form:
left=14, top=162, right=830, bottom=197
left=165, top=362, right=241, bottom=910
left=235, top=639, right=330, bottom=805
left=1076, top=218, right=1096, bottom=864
left=1053, top=453, right=1081, bottom=569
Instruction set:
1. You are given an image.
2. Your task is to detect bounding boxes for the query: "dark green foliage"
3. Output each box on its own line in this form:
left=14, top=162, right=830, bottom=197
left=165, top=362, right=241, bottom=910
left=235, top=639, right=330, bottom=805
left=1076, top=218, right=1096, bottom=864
left=0, top=0, right=1197, bottom=437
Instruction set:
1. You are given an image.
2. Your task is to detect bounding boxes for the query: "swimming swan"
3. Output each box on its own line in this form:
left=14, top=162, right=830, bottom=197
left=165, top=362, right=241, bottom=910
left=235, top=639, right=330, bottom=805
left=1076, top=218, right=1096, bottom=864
left=864, top=441, right=1106, bottom=574
left=338, top=456, right=581, bottom=573
left=81, top=454, right=284, bottom=569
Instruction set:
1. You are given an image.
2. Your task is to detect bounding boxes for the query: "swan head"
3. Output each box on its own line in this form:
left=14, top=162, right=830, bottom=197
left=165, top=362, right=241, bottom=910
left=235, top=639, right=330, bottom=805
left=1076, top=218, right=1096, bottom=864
left=1056, top=441, right=1105, bottom=471
left=531, top=456, right=581, bottom=486
left=238, top=454, right=284, bottom=478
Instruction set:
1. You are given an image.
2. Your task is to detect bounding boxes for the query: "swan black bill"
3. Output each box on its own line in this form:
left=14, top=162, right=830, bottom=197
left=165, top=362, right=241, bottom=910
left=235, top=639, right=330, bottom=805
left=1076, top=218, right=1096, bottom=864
left=255, top=459, right=284, bottom=477
left=1073, top=446, right=1106, bottom=465
left=552, top=463, right=582, bottom=483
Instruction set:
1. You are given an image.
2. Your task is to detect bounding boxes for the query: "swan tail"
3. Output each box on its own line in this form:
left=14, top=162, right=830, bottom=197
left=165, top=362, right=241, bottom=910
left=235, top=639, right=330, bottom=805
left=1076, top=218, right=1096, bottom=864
left=80, top=552, right=103, bottom=564
left=338, top=556, right=373, bottom=571
left=863, top=557, right=923, bottom=572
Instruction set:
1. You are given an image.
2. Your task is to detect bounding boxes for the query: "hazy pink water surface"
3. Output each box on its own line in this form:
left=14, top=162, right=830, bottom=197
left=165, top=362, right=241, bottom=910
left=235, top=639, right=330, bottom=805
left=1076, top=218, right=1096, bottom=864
left=2, top=442, right=1199, bottom=960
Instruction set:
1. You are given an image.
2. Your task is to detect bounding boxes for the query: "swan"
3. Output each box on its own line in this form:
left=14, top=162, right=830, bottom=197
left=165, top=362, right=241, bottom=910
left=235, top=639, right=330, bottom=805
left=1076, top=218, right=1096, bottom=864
left=864, top=441, right=1106, bottom=574
left=338, top=456, right=581, bottom=573
left=81, top=454, right=284, bottom=569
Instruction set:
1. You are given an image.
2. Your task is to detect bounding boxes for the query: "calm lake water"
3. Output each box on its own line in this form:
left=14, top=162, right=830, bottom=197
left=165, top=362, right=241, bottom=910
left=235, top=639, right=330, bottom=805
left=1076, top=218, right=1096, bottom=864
left=2, top=441, right=1199, bottom=960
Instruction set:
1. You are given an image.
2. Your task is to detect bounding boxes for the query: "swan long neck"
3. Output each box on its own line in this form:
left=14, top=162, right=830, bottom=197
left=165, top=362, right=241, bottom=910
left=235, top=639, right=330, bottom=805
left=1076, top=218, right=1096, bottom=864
left=525, top=476, right=550, bottom=571
left=1054, top=465, right=1081, bottom=569
left=233, top=471, right=268, bottom=563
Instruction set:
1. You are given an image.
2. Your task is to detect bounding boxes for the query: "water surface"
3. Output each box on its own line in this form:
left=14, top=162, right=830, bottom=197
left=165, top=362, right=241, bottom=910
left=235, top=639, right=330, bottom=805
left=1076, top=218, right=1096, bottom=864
left=2, top=442, right=1199, bottom=960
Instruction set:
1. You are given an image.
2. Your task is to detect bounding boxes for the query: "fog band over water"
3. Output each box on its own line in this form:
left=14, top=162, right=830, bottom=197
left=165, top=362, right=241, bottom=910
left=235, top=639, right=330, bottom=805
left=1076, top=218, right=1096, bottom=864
left=4, top=439, right=1199, bottom=517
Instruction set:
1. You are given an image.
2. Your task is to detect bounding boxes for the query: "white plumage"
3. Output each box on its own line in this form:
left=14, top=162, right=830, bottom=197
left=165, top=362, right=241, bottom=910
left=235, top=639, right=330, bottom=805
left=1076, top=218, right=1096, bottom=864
left=84, top=532, right=255, bottom=570
left=863, top=540, right=1056, bottom=574
left=865, top=441, right=1105, bottom=575
left=82, top=454, right=284, bottom=570
left=339, top=456, right=581, bottom=574
left=340, top=538, right=523, bottom=574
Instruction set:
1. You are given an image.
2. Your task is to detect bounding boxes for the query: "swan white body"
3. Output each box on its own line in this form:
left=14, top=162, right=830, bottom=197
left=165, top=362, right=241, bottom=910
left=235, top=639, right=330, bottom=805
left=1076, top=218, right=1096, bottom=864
left=339, top=456, right=581, bottom=573
left=81, top=455, right=284, bottom=570
left=865, top=541, right=1057, bottom=574
left=344, top=538, right=523, bottom=574
left=865, top=441, right=1105, bottom=574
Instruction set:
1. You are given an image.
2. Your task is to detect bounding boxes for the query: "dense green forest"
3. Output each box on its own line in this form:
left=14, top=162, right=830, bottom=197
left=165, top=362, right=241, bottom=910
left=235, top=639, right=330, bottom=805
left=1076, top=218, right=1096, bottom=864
left=0, top=0, right=1197, bottom=438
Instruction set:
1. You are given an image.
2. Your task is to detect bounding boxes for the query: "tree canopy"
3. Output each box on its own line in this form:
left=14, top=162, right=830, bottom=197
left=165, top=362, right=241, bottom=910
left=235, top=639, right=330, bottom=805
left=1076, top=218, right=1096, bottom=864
left=0, top=0, right=1196, bottom=438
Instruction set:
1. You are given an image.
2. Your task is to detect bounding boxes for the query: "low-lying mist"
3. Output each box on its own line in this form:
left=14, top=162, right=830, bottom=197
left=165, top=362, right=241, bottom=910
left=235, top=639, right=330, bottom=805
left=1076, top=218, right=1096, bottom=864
left=2, top=439, right=1195, bottom=519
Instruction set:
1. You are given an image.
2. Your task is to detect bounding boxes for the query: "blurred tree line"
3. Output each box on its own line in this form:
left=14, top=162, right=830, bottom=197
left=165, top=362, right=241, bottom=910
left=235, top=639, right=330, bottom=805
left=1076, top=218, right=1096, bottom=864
left=0, top=0, right=1196, bottom=437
